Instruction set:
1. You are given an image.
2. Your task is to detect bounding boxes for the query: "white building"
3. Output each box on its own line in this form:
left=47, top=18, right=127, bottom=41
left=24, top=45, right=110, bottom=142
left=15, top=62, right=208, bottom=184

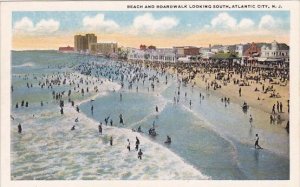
left=221, top=46, right=229, bottom=53
left=199, top=47, right=214, bottom=60
left=260, top=40, right=289, bottom=63
left=128, top=48, right=177, bottom=63
left=199, top=47, right=210, bottom=54
left=201, top=51, right=215, bottom=59
left=127, top=48, right=145, bottom=61
left=210, top=45, right=223, bottom=53
left=235, top=44, right=244, bottom=57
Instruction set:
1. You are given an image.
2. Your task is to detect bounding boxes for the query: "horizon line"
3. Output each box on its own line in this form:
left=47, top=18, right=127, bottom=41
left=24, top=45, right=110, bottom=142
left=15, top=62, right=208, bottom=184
left=12, top=39, right=290, bottom=51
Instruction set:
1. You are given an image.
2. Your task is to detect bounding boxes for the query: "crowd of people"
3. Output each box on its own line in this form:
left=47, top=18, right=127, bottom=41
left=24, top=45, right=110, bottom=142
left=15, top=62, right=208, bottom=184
left=12, top=56, right=290, bottom=160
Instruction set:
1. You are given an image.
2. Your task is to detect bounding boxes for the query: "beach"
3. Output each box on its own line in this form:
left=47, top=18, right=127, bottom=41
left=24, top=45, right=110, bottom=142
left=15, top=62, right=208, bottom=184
left=159, top=61, right=289, bottom=123
left=11, top=51, right=289, bottom=180
left=193, top=69, right=289, bottom=121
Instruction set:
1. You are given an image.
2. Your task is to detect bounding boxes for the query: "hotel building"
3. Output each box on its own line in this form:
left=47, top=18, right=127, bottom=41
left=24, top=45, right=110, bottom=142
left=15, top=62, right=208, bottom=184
left=74, top=33, right=97, bottom=52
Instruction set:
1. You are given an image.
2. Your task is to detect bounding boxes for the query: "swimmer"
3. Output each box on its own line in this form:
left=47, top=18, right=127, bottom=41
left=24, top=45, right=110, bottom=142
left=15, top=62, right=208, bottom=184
left=165, top=135, right=171, bottom=144
left=18, top=123, right=22, bottom=133
left=138, top=149, right=143, bottom=160
left=110, top=136, right=113, bottom=146
left=98, top=123, right=102, bottom=135
left=127, top=139, right=130, bottom=151
left=135, top=137, right=140, bottom=151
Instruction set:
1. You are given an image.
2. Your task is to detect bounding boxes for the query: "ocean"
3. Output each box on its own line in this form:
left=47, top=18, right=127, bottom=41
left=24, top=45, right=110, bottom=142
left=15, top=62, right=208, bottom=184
left=11, top=50, right=289, bottom=180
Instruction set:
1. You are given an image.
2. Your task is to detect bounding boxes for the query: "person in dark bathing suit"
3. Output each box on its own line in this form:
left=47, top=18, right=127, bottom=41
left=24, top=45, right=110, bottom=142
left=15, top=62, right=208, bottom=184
left=18, top=123, right=22, bottom=134
left=110, top=136, right=113, bottom=146
left=119, top=114, right=124, bottom=125
left=135, top=137, right=140, bottom=151
left=138, top=149, right=143, bottom=160
left=165, top=135, right=171, bottom=144
left=98, top=123, right=102, bottom=135
left=127, top=139, right=130, bottom=151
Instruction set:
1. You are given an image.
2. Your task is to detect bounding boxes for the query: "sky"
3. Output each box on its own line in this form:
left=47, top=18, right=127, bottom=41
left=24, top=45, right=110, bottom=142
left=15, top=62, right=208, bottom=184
left=12, top=11, right=290, bottom=50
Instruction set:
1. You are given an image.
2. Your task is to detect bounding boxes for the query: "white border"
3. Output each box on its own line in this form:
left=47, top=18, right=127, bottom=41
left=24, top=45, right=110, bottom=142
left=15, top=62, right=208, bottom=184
left=1, top=1, right=300, bottom=187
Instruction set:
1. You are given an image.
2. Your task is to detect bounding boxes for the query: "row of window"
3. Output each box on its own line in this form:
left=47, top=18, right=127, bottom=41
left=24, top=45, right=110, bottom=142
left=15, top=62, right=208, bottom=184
left=261, top=51, right=288, bottom=57
left=129, top=54, right=176, bottom=62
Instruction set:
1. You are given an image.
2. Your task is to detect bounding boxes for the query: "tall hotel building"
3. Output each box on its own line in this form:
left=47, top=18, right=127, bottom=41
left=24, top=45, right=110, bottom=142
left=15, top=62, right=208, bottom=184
left=74, top=34, right=97, bottom=52
left=89, top=42, right=118, bottom=55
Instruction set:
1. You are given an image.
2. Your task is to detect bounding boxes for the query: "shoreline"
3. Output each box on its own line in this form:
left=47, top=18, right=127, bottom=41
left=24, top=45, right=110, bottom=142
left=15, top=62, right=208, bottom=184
left=127, top=60, right=289, bottom=125
left=71, top=88, right=210, bottom=180
left=11, top=70, right=209, bottom=180
left=59, top=75, right=211, bottom=180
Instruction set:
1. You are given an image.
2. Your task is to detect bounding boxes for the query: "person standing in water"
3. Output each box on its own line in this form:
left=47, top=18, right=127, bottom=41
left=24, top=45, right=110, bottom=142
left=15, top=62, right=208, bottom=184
left=119, top=114, right=124, bottom=125
left=98, top=122, right=102, bottom=135
left=155, top=105, right=158, bottom=113
left=104, top=117, right=109, bottom=125
left=249, top=115, right=253, bottom=125
left=255, top=134, right=262, bottom=149
left=91, top=105, right=94, bottom=115
left=138, top=149, right=143, bottom=160
left=135, top=137, right=140, bottom=151
left=18, top=123, right=22, bottom=134
left=127, top=139, right=131, bottom=151
left=110, top=136, right=113, bottom=146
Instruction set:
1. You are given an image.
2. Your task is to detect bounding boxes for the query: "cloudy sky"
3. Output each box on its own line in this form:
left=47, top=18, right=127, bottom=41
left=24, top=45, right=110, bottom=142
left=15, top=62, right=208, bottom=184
left=12, top=11, right=289, bottom=50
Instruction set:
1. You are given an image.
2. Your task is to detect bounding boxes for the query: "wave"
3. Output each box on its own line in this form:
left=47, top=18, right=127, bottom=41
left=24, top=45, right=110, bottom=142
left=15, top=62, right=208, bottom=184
left=11, top=75, right=210, bottom=180
left=67, top=103, right=209, bottom=179
left=180, top=104, right=245, bottom=177
left=72, top=86, right=209, bottom=179
left=130, top=94, right=170, bottom=127
left=12, top=62, right=35, bottom=68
